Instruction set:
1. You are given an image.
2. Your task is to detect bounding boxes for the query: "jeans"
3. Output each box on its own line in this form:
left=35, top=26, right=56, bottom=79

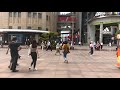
left=11, top=54, right=19, bottom=71
left=63, top=52, right=67, bottom=60
left=31, top=52, right=37, bottom=68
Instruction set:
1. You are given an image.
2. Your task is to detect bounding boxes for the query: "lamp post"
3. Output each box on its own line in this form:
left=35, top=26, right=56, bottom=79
left=70, top=12, right=74, bottom=50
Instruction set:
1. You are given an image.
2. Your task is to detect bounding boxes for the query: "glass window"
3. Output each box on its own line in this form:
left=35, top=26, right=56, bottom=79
left=33, top=12, right=37, bottom=18
left=18, top=12, right=21, bottom=17
left=9, top=12, right=12, bottom=17
left=38, top=13, right=42, bottom=18
left=28, top=12, right=32, bottom=17
left=13, top=12, right=17, bottom=17
left=27, top=26, right=31, bottom=29
left=18, top=26, right=21, bottom=29
left=9, top=26, right=12, bottom=29
left=46, top=28, right=48, bottom=31
left=46, top=15, right=48, bottom=21
left=38, top=27, right=42, bottom=30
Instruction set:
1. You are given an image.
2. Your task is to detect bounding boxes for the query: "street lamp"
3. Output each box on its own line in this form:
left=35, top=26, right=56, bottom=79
left=70, top=12, right=74, bottom=50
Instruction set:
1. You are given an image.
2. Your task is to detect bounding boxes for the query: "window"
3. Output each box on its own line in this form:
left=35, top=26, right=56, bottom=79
left=38, top=27, right=42, bottom=30
left=13, top=12, right=17, bottom=17
left=38, top=13, right=42, bottom=18
left=9, top=26, right=12, bottom=29
left=28, top=12, right=32, bottom=17
left=46, top=15, right=48, bottom=21
left=33, top=12, right=37, bottom=18
left=27, top=26, right=31, bottom=29
left=49, top=16, right=50, bottom=21
left=18, top=12, right=21, bottom=17
left=18, top=26, right=21, bottom=29
left=46, top=28, right=48, bottom=31
left=9, top=12, right=12, bottom=17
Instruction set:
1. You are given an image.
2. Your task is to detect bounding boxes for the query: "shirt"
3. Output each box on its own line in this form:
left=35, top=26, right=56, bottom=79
left=9, top=42, right=20, bottom=55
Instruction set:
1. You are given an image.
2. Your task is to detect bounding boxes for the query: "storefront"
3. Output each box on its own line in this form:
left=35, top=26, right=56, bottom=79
left=87, top=13, right=120, bottom=44
left=0, top=29, right=49, bottom=45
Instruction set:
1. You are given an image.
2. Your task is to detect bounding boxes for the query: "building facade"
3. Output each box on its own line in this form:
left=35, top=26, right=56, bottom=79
left=87, top=12, right=120, bottom=44
left=0, top=12, right=58, bottom=31
left=0, top=12, right=58, bottom=45
left=57, top=12, right=80, bottom=44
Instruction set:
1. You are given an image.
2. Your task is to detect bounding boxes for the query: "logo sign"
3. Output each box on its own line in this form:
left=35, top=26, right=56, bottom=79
left=95, top=12, right=106, bottom=17
left=102, top=27, right=111, bottom=34
left=117, top=34, right=120, bottom=39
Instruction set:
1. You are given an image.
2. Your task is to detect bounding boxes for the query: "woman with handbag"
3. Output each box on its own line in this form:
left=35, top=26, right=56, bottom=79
left=28, top=40, right=39, bottom=71
left=62, top=41, right=70, bottom=63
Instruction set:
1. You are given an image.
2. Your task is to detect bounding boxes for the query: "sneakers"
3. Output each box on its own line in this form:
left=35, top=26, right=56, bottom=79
left=64, top=60, right=68, bottom=63
left=29, top=67, right=37, bottom=71
left=33, top=68, right=37, bottom=71
left=29, top=67, right=32, bottom=70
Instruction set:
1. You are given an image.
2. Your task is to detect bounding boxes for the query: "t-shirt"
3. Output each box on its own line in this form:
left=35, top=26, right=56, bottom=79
left=90, top=44, right=93, bottom=48
left=9, top=42, right=20, bottom=55
left=56, top=44, right=60, bottom=49
left=62, top=44, right=69, bottom=53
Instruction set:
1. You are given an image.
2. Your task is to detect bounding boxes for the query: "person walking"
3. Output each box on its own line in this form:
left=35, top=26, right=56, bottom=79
left=55, top=43, right=61, bottom=55
left=41, top=41, right=44, bottom=50
left=89, top=41, right=94, bottom=56
left=28, top=40, right=39, bottom=71
left=100, top=42, right=103, bottom=50
left=116, top=46, right=120, bottom=68
left=62, top=41, right=70, bottom=63
left=7, top=36, right=21, bottom=72
left=46, top=40, right=52, bottom=51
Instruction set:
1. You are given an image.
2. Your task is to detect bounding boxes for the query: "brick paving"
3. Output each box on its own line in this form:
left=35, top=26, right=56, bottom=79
left=0, top=45, right=119, bottom=78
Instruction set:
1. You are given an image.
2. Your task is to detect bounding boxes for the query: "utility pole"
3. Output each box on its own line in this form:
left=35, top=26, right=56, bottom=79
left=70, top=12, right=75, bottom=50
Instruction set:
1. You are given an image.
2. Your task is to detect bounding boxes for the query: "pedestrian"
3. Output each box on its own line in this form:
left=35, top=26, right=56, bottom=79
left=55, top=43, right=61, bottom=55
left=26, top=39, right=30, bottom=49
left=78, top=41, right=81, bottom=46
left=7, top=36, right=21, bottom=72
left=28, top=40, right=39, bottom=71
left=46, top=40, right=52, bottom=51
left=62, top=41, right=70, bottom=63
left=41, top=41, right=44, bottom=50
left=89, top=41, right=94, bottom=56
left=6, top=43, right=20, bottom=68
left=100, top=42, right=103, bottom=50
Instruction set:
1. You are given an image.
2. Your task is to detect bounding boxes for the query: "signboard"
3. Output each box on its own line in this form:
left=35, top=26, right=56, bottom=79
left=117, top=34, right=120, bottom=39
left=95, top=12, right=106, bottom=17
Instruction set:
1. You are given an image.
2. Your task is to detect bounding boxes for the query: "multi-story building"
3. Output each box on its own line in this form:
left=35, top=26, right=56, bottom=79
left=0, top=12, right=58, bottom=44
left=0, top=12, right=58, bottom=31
left=57, top=12, right=79, bottom=44
left=87, top=12, right=120, bottom=44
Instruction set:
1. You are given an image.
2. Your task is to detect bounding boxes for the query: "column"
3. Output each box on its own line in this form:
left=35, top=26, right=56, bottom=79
left=90, top=25, right=95, bottom=42
left=87, top=24, right=95, bottom=43
left=87, top=24, right=91, bottom=44
left=79, top=12, right=82, bottom=43
left=99, top=22, right=103, bottom=43
left=111, top=26, right=114, bottom=35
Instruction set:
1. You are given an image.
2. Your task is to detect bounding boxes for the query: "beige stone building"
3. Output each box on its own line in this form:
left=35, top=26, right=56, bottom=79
left=0, top=12, right=58, bottom=31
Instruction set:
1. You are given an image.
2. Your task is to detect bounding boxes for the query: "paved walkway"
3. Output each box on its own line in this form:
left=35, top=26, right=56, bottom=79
left=0, top=45, right=119, bottom=78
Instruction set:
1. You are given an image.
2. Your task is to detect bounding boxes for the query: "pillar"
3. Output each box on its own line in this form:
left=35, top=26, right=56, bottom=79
left=87, top=24, right=95, bottom=43
left=111, top=26, right=114, bottom=35
left=79, top=12, right=82, bottom=43
left=99, top=23, right=103, bottom=43
left=90, top=25, right=95, bottom=42
left=87, top=24, right=91, bottom=44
